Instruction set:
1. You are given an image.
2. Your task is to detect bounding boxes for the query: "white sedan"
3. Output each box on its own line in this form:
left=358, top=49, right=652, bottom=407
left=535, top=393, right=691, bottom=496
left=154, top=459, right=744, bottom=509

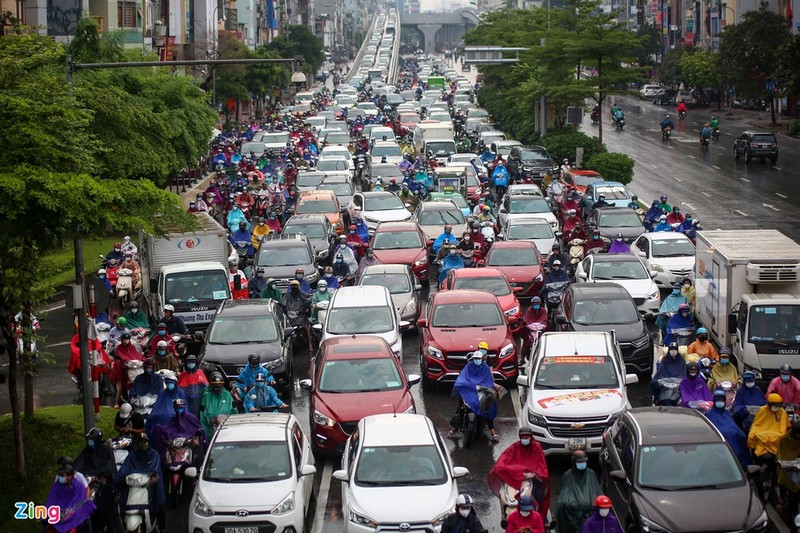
left=630, top=232, right=696, bottom=289
left=347, top=192, right=412, bottom=232
left=574, top=253, right=661, bottom=316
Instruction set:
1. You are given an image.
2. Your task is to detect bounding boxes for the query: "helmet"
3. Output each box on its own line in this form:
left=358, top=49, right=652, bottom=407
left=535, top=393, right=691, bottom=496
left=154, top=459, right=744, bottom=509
left=290, top=280, right=301, bottom=287
left=686, top=361, right=700, bottom=374
left=98, top=268, right=107, bottom=276
left=482, top=205, right=490, bottom=212
left=228, top=258, right=239, bottom=267
left=742, top=370, right=756, bottom=381
left=185, top=354, right=197, bottom=364
left=665, top=114, right=670, bottom=118
left=114, top=241, right=122, bottom=249
left=116, top=317, right=128, bottom=326
left=531, top=296, right=542, bottom=305
left=781, top=363, right=793, bottom=374
left=594, top=495, right=613, bottom=509
left=572, top=450, right=588, bottom=463
left=121, top=332, right=132, bottom=340
left=248, top=354, right=261, bottom=365
left=518, top=426, right=534, bottom=437
left=318, top=279, right=328, bottom=289
left=255, top=372, right=267, bottom=382
left=162, top=370, right=177, bottom=382
left=444, top=224, right=453, bottom=231
left=156, top=340, right=168, bottom=349
left=678, top=303, right=690, bottom=313
left=478, top=341, right=489, bottom=350
left=119, top=403, right=133, bottom=419
left=349, top=224, right=357, bottom=231
left=719, top=347, right=732, bottom=356
left=86, top=427, right=103, bottom=441
left=143, top=358, right=156, bottom=369
left=713, top=389, right=726, bottom=400
left=553, top=259, right=562, bottom=267
left=163, top=304, right=175, bottom=313
left=455, top=493, right=474, bottom=507
left=768, top=393, right=783, bottom=404
left=210, top=372, right=224, bottom=384
left=704, top=122, right=710, bottom=127
left=518, top=494, right=535, bottom=511
left=696, top=327, right=708, bottom=335
left=173, top=398, right=187, bottom=410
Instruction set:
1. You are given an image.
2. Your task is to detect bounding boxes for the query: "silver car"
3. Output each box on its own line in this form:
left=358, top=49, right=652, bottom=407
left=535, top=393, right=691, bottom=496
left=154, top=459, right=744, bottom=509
left=358, top=264, right=422, bottom=323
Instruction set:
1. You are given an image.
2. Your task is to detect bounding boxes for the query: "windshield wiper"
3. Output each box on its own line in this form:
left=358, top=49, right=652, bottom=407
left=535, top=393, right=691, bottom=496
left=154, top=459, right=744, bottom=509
left=534, top=384, right=562, bottom=389
left=229, top=340, right=270, bottom=344
left=611, top=275, right=643, bottom=280
left=667, top=484, right=724, bottom=491
left=356, top=480, right=386, bottom=486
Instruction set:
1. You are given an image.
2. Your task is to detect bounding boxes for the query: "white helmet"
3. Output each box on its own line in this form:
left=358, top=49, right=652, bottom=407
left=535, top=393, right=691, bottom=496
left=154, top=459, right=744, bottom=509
left=163, top=304, right=175, bottom=313
left=456, top=493, right=474, bottom=507
left=157, top=340, right=168, bottom=349
left=98, top=269, right=107, bottom=275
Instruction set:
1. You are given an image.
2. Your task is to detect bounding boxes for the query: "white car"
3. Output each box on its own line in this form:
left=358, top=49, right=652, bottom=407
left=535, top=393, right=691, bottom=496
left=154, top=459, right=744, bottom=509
left=506, top=183, right=544, bottom=197
left=447, top=153, right=476, bottom=165
left=369, top=140, right=404, bottom=166
left=640, top=84, right=661, bottom=98
left=304, top=116, right=327, bottom=133
left=333, top=414, right=469, bottom=533
left=499, top=216, right=558, bottom=252
left=516, top=332, right=638, bottom=455
left=187, top=413, right=316, bottom=532
left=498, top=193, right=558, bottom=230
left=261, top=131, right=291, bottom=152
left=574, top=253, right=661, bottom=316
left=357, top=102, right=379, bottom=116
left=630, top=232, right=696, bottom=289
left=316, top=155, right=352, bottom=180
left=347, top=192, right=412, bottom=233
left=320, top=145, right=352, bottom=161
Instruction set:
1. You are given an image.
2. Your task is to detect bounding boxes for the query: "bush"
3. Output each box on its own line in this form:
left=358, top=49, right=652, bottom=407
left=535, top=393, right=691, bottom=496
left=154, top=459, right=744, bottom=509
left=585, top=152, right=636, bottom=184
left=787, top=119, right=800, bottom=137
left=541, top=130, right=606, bottom=166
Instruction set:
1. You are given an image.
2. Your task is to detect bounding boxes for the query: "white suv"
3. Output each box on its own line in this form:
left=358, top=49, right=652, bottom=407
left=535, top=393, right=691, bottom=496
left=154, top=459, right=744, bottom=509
left=516, top=332, right=638, bottom=455
left=333, top=414, right=469, bottom=533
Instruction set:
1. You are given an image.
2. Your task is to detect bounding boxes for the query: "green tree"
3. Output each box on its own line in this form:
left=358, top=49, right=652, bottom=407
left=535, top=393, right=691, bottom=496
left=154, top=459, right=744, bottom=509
left=680, top=49, right=724, bottom=109
left=246, top=46, right=290, bottom=117
left=657, top=45, right=694, bottom=83
left=267, top=24, right=325, bottom=75
left=67, top=16, right=123, bottom=63
left=777, top=33, right=800, bottom=105
left=215, top=31, right=250, bottom=121
left=635, top=24, right=662, bottom=68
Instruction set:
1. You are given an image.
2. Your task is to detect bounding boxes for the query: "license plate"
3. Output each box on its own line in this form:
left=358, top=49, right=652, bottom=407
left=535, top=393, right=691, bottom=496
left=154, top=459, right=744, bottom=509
left=568, top=438, right=587, bottom=451
left=225, top=528, right=258, bottom=533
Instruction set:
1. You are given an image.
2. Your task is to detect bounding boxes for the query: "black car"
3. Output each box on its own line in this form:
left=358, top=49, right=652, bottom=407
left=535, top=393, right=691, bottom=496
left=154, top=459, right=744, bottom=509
left=652, top=88, right=677, bottom=105
left=555, top=283, right=652, bottom=375
left=255, top=234, right=318, bottom=293
left=506, top=145, right=559, bottom=185
left=734, top=131, right=779, bottom=164
left=199, top=299, right=296, bottom=394
left=282, top=214, right=337, bottom=265
left=585, top=206, right=644, bottom=243
left=600, top=407, right=767, bottom=533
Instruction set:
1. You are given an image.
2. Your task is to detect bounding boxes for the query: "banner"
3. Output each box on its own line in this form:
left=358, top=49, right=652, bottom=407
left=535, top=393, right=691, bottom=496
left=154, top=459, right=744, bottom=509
left=267, top=0, right=278, bottom=30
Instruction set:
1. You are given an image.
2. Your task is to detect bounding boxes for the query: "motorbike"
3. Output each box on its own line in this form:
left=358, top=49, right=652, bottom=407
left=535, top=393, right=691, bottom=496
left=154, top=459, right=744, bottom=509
left=498, top=477, right=553, bottom=531
left=131, top=393, right=157, bottom=418
left=700, top=135, right=710, bottom=148
left=111, top=436, right=133, bottom=470
left=525, top=319, right=548, bottom=353
left=313, top=300, right=330, bottom=333
left=614, top=116, right=625, bottom=130
left=480, top=220, right=496, bottom=245
left=123, top=472, right=159, bottom=532
left=662, top=126, right=672, bottom=140
left=124, top=359, right=145, bottom=388
left=567, top=239, right=585, bottom=269
left=655, top=377, right=682, bottom=406
left=165, top=435, right=199, bottom=507
left=234, top=240, right=251, bottom=265
left=590, top=109, right=600, bottom=125
left=116, top=267, right=136, bottom=305
left=718, top=380, right=736, bottom=408
left=712, top=127, right=720, bottom=140
left=679, top=110, right=687, bottom=120
left=699, top=357, right=715, bottom=382
left=542, top=280, right=571, bottom=326
left=671, top=327, right=696, bottom=348
left=451, top=386, right=496, bottom=448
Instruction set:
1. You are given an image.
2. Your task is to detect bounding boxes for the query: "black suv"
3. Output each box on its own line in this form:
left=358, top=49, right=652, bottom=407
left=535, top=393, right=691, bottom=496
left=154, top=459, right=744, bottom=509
left=734, top=131, right=779, bottom=163
left=199, top=299, right=296, bottom=394
left=255, top=234, right=318, bottom=292
left=506, top=145, right=558, bottom=185
left=282, top=214, right=336, bottom=265
left=652, top=88, right=677, bottom=105
left=555, top=283, right=652, bottom=375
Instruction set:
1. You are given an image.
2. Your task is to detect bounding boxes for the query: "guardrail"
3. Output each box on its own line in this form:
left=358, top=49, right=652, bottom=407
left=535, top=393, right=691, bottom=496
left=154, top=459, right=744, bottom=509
left=388, top=16, right=401, bottom=85
left=344, top=12, right=379, bottom=83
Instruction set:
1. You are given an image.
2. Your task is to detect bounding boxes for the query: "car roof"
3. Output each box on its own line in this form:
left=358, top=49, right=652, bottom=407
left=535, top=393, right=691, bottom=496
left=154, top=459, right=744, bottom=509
left=570, top=282, right=633, bottom=299
left=320, top=175, right=351, bottom=184
left=320, top=336, right=395, bottom=360
left=361, top=191, right=397, bottom=199
left=285, top=214, right=328, bottom=224
left=432, top=289, right=499, bottom=304
left=298, top=190, right=336, bottom=200
left=420, top=201, right=461, bottom=211
left=643, top=232, right=691, bottom=241
left=594, top=181, right=627, bottom=188
left=218, top=299, right=278, bottom=316
left=261, top=234, right=311, bottom=248
left=360, top=263, right=412, bottom=276
left=451, top=267, right=508, bottom=280
left=625, top=407, right=723, bottom=445
left=361, top=414, right=437, bottom=447
left=217, top=413, right=292, bottom=443
left=507, top=217, right=550, bottom=226
left=330, top=285, right=391, bottom=307
left=539, top=331, right=613, bottom=357
left=743, top=130, right=776, bottom=136
left=375, top=221, right=421, bottom=232
left=491, top=240, right=538, bottom=250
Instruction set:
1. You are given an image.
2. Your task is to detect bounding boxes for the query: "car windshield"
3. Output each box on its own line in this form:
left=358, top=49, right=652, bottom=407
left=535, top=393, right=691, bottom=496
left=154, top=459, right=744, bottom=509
left=752, top=134, right=776, bottom=143
left=208, top=315, right=278, bottom=344
left=258, top=246, right=311, bottom=267
left=371, top=164, right=404, bottom=179
left=372, top=230, right=423, bottom=250
left=325, top=132, right=350, bottom=144
left=355, top=444, right=446, bottom=486
left=296, top=173, right=325, bottom=187
left=319, top=183, right=353, bottom=197
left=262, top=133, right=289, bottom=145
left=507, top=223, right=552, bottom=240
left=164, top=270, right=230, bottom=303
left=488, top=247, right=537, bottom=267
left=370, top=129, right=394, bottom=140
left=361, top=273, right=411, bottom=294
left=592, top=260, right=647, bottom=280
left=595, top=186, right=630, bottom=200
left=204, top=441, right=292, bottom=482
left=598, top=211, right=643, bottom=228
left=296, top=199, right=337, bottom=214
left=319, top=357, right=403, bottom=393
left=427, top=141, right=456, bottom=156
left=572, top=174, right=602, bottom=187
left=373, top=145, right=403, bottom=158
left=433, top=194, right=467, bottom=209
left=748, top=305, right=800, bottom=343
left=358, top=102, right=377, bottom=110
left=419, top=209, right=465, bottom=226
left=509, top=197, right=551, bottom=214
left=431, top=302, right=504, bottom=327
left=283, top=222, right=326, bottom=239
left=651, top=238, right=696, bottom=257
left=453, top=277, right=510, bottom=296
left=241, top=142, right=265, bottom=155
left=535, top=355, right=619, bottom=389
left=638, top=442, right=744, bottom=490
left=572, top=298, right=639, bottom=325
left=326, top=307, right=394, bottom=334
left=521, top=150, right=552, bottom=162
left=400, top=115, right=420, bottom=125
left=365, top=195, right=405, bottom=211
left=317, top=159, right=349, bottom=172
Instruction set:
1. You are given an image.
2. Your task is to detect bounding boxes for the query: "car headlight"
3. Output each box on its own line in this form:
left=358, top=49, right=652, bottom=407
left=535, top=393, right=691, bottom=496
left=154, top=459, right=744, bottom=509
left=504, top=306, right=520, bottom=317
left=272, top=492, right=295, bottom=515
left=428, top=346, right=444, bottom=360
left=313, top=410, right=336, bottom=427
left=632, top=333, right=650, bottom=348
left=364, top=215, right=379, bottom=224
left=402, top=299, right=417, bottom=315
left=499, top=342, right=515, bottom=358
left=431, top=509, right=452, bottom=528
left=348, top=506, right=378, bottom=528
left=641, top=516, right=672, bottom=533
left=528, top=410, right=547, bottom=427
left=534, top=273, right=543, bottom=282
left=194, top=495, right=214, bottom=517
left=649, top=290, right=660, bottom=299
left=414, top=256, right=428, bottom=266
left=651, top=263, right=664, bottom=272
left=403, top=405, right=416, bottom=414
left=747, top=508, right=768, bottom=531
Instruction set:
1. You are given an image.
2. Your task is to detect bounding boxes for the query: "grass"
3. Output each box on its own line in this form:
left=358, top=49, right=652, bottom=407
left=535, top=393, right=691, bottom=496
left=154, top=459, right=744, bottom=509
left=0, top=406, right=117, bottom=532
left=38, top=236, right=121, bottom=295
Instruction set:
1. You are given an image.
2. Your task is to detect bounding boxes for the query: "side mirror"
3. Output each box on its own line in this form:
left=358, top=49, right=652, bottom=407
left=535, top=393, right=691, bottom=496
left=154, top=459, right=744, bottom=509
left=415, top=284, right=423, bottom=291
left=312, top=323, right=323, bottom=331
left=150, top=279, right=158, bottom=293
left=649, top=271, right=658, bottom=279
left=282, top=327, right=297, bottom=341
left=407, top=374, right=422, bottom=387
left=578, top=272, right=588, bottom=280
left=516, top=374, right=528, bottom=387
left=399, top=320, right=412, bottom=331
left=300, top=464, right=317, bottom=476
left=625, top=373, right=639, bottom=386
left=747, top=464, right=761, bottom=477
left=194, top=331, right=205, bottom=342
left=332, top=469, right=349, bottom=482
left=299, top=379, right=313, bottom=391
left=499, top=207, right=507, bottom=213
left=728, top=313, right=738, bottom=335
left=610, top=469, right=628, bottom=482
left=638, top=251, right=646, bottom=258
left=184, top=467, right=198, bottom=478
left=512, top=286, right=522, bottom=294
left=416, top=317, right=428, bottom=329
left=497, top=232, right=504, bottom=239
left=556, top=315, right=568, bottom=324
left=452, top=466, right=470, bottom=478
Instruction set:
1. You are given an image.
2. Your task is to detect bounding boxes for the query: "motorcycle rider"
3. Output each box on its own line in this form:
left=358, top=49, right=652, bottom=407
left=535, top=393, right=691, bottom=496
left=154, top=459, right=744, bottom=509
left=566, top=220, right=588, bottom=243
left=707, top=389, right=752, bottom=469
left=710, top=115, right=720, bottom=135
left=676, top=100, right=688, bottom=118
left=441, top=493, right=488, bottom=533
left=650, top=342, right=686, bottom=405
left=581, top=496, right=623, bottom=533
left=346, top=225, right=365, bottom=259
left=293, top=268, right=312, bottom=295
left=768, top=364, right=800, bottom=406
left=311, top=279, right=333, bottom=324
left=659, top=114, right=675, bottom=134
left=97, top=268, right=114, bottom=296
left=653, top=214, right=672, bottom=232
left=748, top=393, right=790, bottom=461
left=226, top=204, right=249, bottom=233
left=450, top=345, right=499, bottom=440
left=281, top=279, right=313, bottom=352
left=562, top=189, right=581, bottom=215
left=121, top=235, right=137, bottom=256
left=657, top=194, right=672, bottom=213
left=115, top=402, right=146, bottom=437
left=251, top=217, right=271, bottom=249
left=556, top=450, right=602, bottom=533
left=108, top=316, right=131, bottom=350
left=589, top=193, right=611, bottom=212
left=583, top=230, right=608, bottom=255
left=664, top=303, right=693, bottom=345
left=353, top=218, right=370, bottom=244
left=144, top=371, right=186, bottom=437
left=114, top=435, right=166, bottom=529
left=319, top=266, right=341, bottom=290
left=399, top=184, right=419, bottom=212
left=236, top=354, right=275, bottom=400
left=505, top=494, right=545, bottom=533
left=260, top=278, right=282, bottom=302
left=178, top=354, right=208, bottom=416
left=732, top=371, right=768, bottom=431
left=546, top=244, right=569, bottom=271
left=228, top=258, right=249, bottom=300
left=433, top=225, right=456, bottom=254
left=104, top=241, right=125, bottom=265
left=607, top=234, right=630, bottom=254
left=119, top=252, right=142, bottom=289
left=113, top=332, right=144, bottom=408
left=562, top=209, right=580, bottom=236
left=687, top=327, right=719, bottom=362
left=266, top=211, right=282, bottom=233
left=492, top=159, right=510, bottom=197
left=123, top=301, right=150, bottom=331
left=247, top=267, right=268, bottom=298
left=356, top=248, right=381, bottom=280
left=162, top=304, right=188, bottom=336
left=627, top=195, right=640, bottom=210
left=541, top=260, right=570, bottom=300
left=643, top=200, right=664, bottom=230
left=150, top=398, right=207, bottom=466
left=45, top=461, right=95, bottom=533
left=129, top=358, right=163, bottom=416
left=524, top=297, right=548, bottom=326
left=199, top=372, right=237, bottom=437
left=666, top=206, right=684, bottom=226
left=676, top=213, right=699, bottom=241
left=680, top=361, right=713, bottom=407
left=74, top=427, right=117, bottom=532
left=468, top=221, right=487, bottom=251
left=232, top=220, right=255, bottom=258
left=708, top=348, right=742, bottom=390
left=331, top=253, right=353, bottom=284
left=332, top=235, right=359, bottom=275
left=611, top=105, right=624, bottom=127
left=244, top=372, right=288, bottom=412
left=699, top=122, right=712, bottom=144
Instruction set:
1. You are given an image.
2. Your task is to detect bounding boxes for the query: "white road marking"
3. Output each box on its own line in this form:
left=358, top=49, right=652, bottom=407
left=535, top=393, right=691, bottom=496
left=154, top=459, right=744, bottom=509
left=683, top=203, right=696, bottom=210
left=312, top=462, right=333, bottom=533
left=773, top=166, right=783, bottom=171
left=762, top=203, right=780, bottom=212
left=725, top=132, right=733, bottom=136
left=673, top=177, right=683, bottom=182
left=776, top=193, right=788, bottom=199
left=701, top=192, right=711, bottom=197
left=46, top=341, right=71, bottom=348
left=712, top=165, right=721, bottom=170
left=740, top=178, right=750, bottom=183
left=42, top=302, right=66, bottom=312
left=511, top=386, right=523, bottom=426
left=734, top=210, right=749, bottom=217
left=688, top=154, right=696, bottom=159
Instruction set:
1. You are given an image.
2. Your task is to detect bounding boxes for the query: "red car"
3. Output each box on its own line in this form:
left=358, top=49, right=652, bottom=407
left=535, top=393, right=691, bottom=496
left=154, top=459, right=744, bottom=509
left=369, top=221, right=429, bottom=281
left=299, top=336, right=419, bottom=454
left=558, top=169, right=604, bottom=197
left=417, top=289, right=518, bottom=385
left=483, top=241, right=544, bottom=298
left=440, top=268, right=523, bottom=332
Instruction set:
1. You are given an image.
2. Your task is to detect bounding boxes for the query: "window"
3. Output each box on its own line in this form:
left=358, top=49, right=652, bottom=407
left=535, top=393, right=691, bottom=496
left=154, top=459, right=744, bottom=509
left=614, top=424, right=634, bottom=474
left=117, top=1, right=136, bottom=28
left=292, top=424, right=304, bottom=470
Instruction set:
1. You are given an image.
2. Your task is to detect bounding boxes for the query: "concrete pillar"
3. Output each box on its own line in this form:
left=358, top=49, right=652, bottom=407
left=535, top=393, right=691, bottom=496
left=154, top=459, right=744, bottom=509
left=26, top=0, right=48, bottom=34
left=418, top=23, right=441, bottom=53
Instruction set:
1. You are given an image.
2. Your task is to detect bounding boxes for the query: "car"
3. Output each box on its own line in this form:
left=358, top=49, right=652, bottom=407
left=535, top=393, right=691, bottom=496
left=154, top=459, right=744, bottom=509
left=580, top=181, right=633, bottom=218
left=498, top=193, right=558, bottom=230
left=296, top=186, right=343, bottom=228
left=555, top=283, right=653, bottom=375
left=639, top=84, right=661, bottom=98
left=304, top=115, right=327, bottom=133
left=675, top=89, right=695, bottom=105
left=188, top=413, right=316, bottom=533
left=294, top=170, right=327, bottom=192
left=464, top=116, right=488, bottom=135
left=630, top=232, right=696, bottom=289
left=599, top=407, right=768, bottom=532
left=333, top=414, right=470, bottom=533
left=358, top=264, right=423, bottom=324
left=506, top=145, right=559, bottom=184
left=558, top=169, right=604, bottom=196
left=316, top=156, right=353, bottom=181
left=498, top=216, right=558, bottom=253
left=240, top=140, right=267, bottom=158
left=427, top=110, right=452, bottom=123
left=585, top=206, right=644, bottom=243
left=198, top=299, right=295, bottom=393
left=316, top=286, right=407, bottom=361
left=490, top=140, right=524, bottom=158
left=418, top=289, right=518, bottom=384
left=440, top=267, right=523, bottom=328
left=652, top=88, right=677, bottom=105
left=336, top=95, right=357, bottom=109
left=414, top=201, right=469, bottom=243
left=462, top=63, right=472, bottom=72
left=506, top=183, right=544, bottom=197
left=399, top=112, right=422, bottom=129
left=574, top=253, right=660, bottom=316
left=320, top=145, right=352, bottom=161
left=322, top=130, right=352, bottom=148
left=368, top=221, right=429, bottom=281
left=365, top=162, right=404, bottom=185
left=356, top=101, right=379, bottom=116
left=427, top=191, right=471, bottom=218
left=734, top=130, right=779, bottom=163
left=478, top=130, right=506, bottom=149
left=447, top=153, right=477, bottom=164
left=483, top=241, right=544, bottom=299
left=516, top=331, right=638, bottom=455
left=260, top=131, right=291, bottom=152
left=299, top=337, right=419, bottom=453
left=369, top=140, right=404, bottom=166
left=282, top=214, right=337, bottom=264
left=318, top=175, right=355, bottom=212
left=255, top=234, right=319, bottom=293
left=347, top=192, right=412, bottom=233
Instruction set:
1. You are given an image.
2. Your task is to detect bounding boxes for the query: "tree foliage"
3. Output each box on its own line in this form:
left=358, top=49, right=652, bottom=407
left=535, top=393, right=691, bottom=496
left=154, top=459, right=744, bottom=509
left=657, top=45, right=695, bottom=82
left=266, top=24, right=325, bottom=74
left=540, top=130, right=606, bottom=165
left=776, top=33, right=800, bottom=98
left=635, top=24, right=662, bottom=67
left=586, top=152, right=635, bottom=184
left=680, top=49, right=722, bottom=88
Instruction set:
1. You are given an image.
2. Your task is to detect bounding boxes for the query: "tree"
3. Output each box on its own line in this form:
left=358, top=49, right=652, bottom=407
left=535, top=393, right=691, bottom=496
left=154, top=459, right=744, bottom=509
left=680, top=49, right=724, bottom=109
left=657, top=45, right=694, bottom=83
left=266, top=24, right=325, bottom=75
left=635, top=24, right=662, bottom=69
left=67, top=16, right=123, bottom=63
left=776, top=33, right=800, bottom=107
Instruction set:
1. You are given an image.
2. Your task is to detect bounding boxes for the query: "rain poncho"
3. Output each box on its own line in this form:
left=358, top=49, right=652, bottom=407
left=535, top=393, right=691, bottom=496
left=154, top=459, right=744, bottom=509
left=505, top=509, right=545, bottom=533
left=248, top=275, right=268, bottom=298
left=438, top=253, right=464, bottom=284
left=649, top=353, right=686, bottom=397
left=732, top=384, right=767, bottom=430
left=680, top=374, right=713, bottom=407
left=144, top=383, right=187, bottom=437
left=708, top=361, right=741, bottom=391
left=74, top=442, right=116, bottom=479
left=492, top=165, right=510, bottom=188
left=150, top=410, right=207, bottom=459
left=354, top=219, right=370, bottom=243
left=231, top=228, right=254, bottom=256
left=453, top=360, right=497, bottom=421
left=244, top=382, right=283, bottom=412
left=555, top=465, right=602, bottom=533
left=261, top=283, right=283, bottom=302
left=44, top=477, right=96, bottom=533
left=581, top=509, right=624, bottom=533
left=114, top=447, right=165, bottom=517
left=333, top=244, right=359, bottom=274
left=488, top=441, right=550, bottom=520
left=357, top=255, right=382, bottom=279
left=433, top=231, right=456, bottom=253
left=644, top=203, right=664, bottom=225
left=199, top=387, right=237, bottom=438
left=656, top=291, right=689, bottom=333
left=281, top=288, right=311, bottom=328
left=123, top=308, right=151, bottom=330
left=664, top=311, right=693, bottom=345
left=130, top=371, right=164, bottom=401
left=226, top=207, right=250, bottom=232
left=311, top=289, right=333, bottom=323
left=237, top=365, right=274, bottom=396
left=748, top=405, right=790, bottom=457
left=705, top=405, right=751, bottom=469
left=654, top=221, right=672, bottom=232
left=319, top=274, right=340, bottom=289
left=178, top=368, right=209, bottom=416
left=608, top=240, right=631, bottom=254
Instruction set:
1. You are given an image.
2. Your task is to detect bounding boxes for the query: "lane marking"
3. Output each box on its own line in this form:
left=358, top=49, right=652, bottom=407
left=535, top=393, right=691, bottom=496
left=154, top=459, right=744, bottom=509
left=683, top=203, right=696, bottom=210
left=740, top=178, right=750, bottom=183
left=725, top=132, right=733, bottom=136
left=688, top=155, right=696, bottom=159
left=311, top=461, right=334, bottom=533
left=46, top=341, right=70, bottom=348
left=712, top=165, right=721, bottom=170
left=763, top=203, right=780, bottom=212
left=42, top=302, right=66, bottom=312
left=773, top=166, right=783, bottom=171
left=673, top=177, right=683, bottom=182
left=511, top=386, right=523, bottom=427
left=734, top=210, right=749, bottom=217
left=776, top=193, right=788, bottom=199
left=701, top=192, right=711, bottom=197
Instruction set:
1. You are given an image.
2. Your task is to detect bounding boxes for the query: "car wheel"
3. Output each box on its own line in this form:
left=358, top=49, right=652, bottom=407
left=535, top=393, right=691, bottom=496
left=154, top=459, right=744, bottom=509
left=463, top=412, right=477, bottom=447
left=734, top=146, right=740, bottom=160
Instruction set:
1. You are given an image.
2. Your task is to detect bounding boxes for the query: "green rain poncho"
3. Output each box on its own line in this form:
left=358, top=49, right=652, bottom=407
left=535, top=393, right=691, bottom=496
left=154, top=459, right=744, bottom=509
left=555, top=465, right=602, bottom=533
left=199, top=386, right=238, bottom=438
left=311, top=289, right=333, bottom=323
left=123, top=308, right=151, bottom=330
left=261, top=279, right=283, bottom=302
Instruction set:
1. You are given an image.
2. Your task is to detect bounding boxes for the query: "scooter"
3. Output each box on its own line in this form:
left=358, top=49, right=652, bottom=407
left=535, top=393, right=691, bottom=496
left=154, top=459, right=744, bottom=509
left=700, top=135, right=710, bottom=148
left=123, top=472, right=159, bottom=532
left=567, top=239, right=585, bottom=269
left=111, top=436, right=133, bottom=470
left=165, top=435, right=199, bottom=508
left=480, top=220, right=496, bottom=245
left=498, top=477, right=554, bottom=531
left=679, top=110, right=687, bottom=120
left=654, top=377, right=682, bottom=406
left=712, top=127, right=720, bottom=140
left=116, top=268, right=136, bottom=305
left=662, top=126, right=672, bottom=140
left=451, top=386, right=496, bottom=448
left=131, top=393, right=157, bottom=418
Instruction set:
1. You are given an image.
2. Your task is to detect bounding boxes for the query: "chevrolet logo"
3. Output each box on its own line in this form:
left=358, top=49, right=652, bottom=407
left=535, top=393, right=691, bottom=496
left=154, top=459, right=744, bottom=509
left=570, top=422, right=585, bottom=429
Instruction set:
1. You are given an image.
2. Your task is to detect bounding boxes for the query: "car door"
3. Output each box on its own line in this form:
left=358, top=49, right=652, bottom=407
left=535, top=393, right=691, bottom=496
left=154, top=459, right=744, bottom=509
left=576, top=256, right=592, bottom=282
left=341, top=427, right=361, bottom=515
left=632, top=236, right=650, bottom=268
left=349, top=193, right=364, bottom=222
left=292, top=421, right=315, bottom=510
left=499, top=195, right=511, bottom=227
left=604, top=422, right=636, bottom=523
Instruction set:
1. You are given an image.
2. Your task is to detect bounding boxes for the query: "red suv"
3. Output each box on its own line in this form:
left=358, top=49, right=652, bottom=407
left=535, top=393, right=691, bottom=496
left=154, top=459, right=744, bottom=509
left=440, top=267, right=523, bottom=332
left=299, top=337, right=419, bottom=454
left=483, top=241, right=544, bottom=298
left=369, top=221, right=429, bottom=281
left=418, top=289, right=518, bottom=385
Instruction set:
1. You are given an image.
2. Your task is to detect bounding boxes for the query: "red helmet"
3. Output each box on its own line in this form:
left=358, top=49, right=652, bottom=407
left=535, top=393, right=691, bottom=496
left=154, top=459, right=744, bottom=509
left=349, top=225, right=357, bottom=231
left=594, top=495, right=612, bottom=509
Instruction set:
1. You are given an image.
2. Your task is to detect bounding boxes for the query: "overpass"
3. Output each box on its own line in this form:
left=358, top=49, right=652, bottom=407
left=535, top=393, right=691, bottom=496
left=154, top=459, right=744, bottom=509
left=400, top=8, right=480, bottom=52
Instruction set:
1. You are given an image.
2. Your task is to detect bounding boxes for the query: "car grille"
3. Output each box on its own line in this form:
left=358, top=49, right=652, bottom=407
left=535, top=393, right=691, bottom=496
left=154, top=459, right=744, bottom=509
left=218, top=363, right=244, bottom=379
left=632, top=298, right=645, bottom=306
left=447, top=351, right=498, bottom=363
left=272, top=278, right=292, bottom=293
left=669, top=268, right=691, bottom=277
left=545, top=414, right=609, bottom=439
left=376, top=522, right=435, bottom=533
left=210, top=521, right=276, bottom=533
left=340, top=422, right=358, bottom=435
